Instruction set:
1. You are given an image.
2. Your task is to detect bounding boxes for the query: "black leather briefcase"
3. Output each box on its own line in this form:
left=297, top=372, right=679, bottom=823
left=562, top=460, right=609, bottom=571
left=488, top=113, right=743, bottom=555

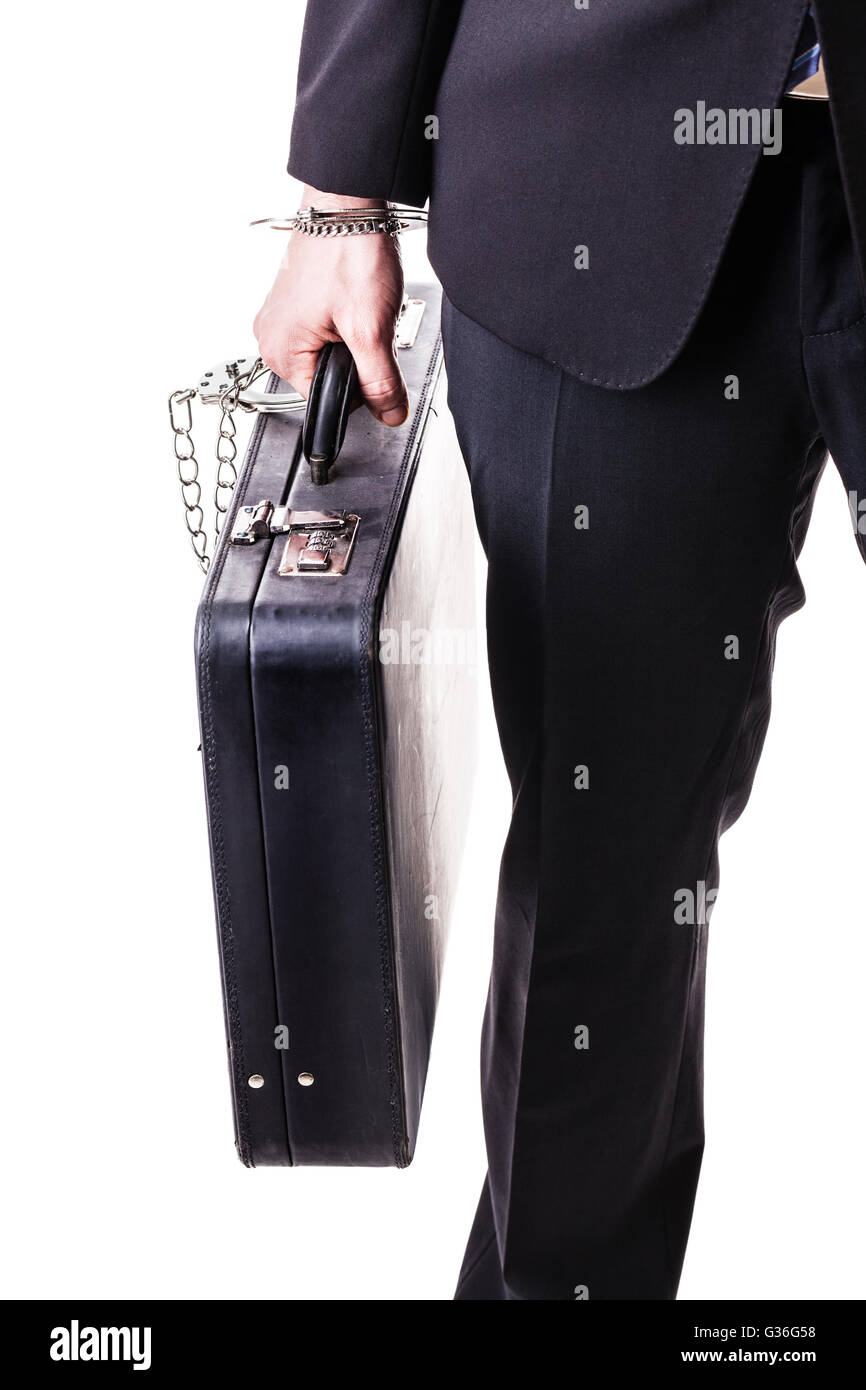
left=195, top=283, right=477, bottom=1166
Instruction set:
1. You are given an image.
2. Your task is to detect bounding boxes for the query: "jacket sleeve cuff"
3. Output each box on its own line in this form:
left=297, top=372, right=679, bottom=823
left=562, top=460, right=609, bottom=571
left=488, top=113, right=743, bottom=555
left=287, top=1, right=459, bottom=208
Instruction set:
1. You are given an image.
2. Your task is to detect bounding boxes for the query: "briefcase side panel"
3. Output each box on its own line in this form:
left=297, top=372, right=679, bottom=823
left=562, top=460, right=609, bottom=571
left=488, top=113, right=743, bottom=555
left=377, top=371, right=479, bottom=1156
left=196, top=410, right=304, bottom=1167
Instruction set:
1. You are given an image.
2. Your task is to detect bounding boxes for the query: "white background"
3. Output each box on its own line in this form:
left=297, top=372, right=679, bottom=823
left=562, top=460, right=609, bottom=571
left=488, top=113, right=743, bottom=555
left=2, top=1, right=864, bottom=1301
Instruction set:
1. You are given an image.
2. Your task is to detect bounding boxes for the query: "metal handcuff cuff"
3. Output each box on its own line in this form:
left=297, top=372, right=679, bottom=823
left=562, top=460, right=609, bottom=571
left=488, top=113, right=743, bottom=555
left=169, top=204, right=428, bottom=573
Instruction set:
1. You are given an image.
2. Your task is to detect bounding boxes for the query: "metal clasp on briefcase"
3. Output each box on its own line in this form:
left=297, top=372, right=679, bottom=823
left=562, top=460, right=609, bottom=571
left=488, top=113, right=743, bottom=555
left=229, top=502, right=360, bottom=576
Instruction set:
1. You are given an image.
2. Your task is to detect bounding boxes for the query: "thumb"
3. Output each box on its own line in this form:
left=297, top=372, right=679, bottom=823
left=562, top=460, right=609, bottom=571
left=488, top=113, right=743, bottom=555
left=346, top=332, right=409, bottom=427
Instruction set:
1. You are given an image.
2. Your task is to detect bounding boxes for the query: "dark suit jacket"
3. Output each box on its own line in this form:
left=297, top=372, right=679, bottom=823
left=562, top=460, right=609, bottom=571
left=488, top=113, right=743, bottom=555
left=289, top=1, right=866, bottom=389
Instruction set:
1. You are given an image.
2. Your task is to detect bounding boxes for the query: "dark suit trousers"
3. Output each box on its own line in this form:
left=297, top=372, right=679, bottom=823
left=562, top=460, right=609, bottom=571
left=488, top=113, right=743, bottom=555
left=441, top=100, right=866, bottom=1300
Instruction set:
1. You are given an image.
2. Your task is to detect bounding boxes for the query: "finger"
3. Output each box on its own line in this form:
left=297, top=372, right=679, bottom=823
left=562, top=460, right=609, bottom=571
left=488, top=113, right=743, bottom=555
left=256, top=340, right=322, bottom=399
left=344, top=330, right=409, bottom=426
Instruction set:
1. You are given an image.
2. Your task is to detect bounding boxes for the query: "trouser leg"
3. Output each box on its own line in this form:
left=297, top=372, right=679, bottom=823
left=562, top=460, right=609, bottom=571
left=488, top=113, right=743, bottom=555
left=441, top=98, right=866, bottom=1300
left=799, top=106, right=866, bottom=566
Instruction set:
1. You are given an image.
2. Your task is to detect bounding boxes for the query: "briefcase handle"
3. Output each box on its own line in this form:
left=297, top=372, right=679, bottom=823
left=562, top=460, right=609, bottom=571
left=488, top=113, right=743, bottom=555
left=302, top=341, right=358, bottom=486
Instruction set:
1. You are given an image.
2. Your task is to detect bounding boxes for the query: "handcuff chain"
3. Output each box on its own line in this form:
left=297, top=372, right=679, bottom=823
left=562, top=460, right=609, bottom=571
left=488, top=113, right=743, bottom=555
left=169, top=356, right=264, bottom=573
left=169, top=388, right=210, bottom=573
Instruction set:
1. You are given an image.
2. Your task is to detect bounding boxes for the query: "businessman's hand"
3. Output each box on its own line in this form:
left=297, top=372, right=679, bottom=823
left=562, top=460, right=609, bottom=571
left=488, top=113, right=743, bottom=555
left=253, top=186, right=409, bottom=427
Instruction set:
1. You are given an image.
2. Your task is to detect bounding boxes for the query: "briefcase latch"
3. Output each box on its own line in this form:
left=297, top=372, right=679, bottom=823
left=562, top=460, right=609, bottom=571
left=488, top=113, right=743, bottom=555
left=230, top=501, right=360, bottom=577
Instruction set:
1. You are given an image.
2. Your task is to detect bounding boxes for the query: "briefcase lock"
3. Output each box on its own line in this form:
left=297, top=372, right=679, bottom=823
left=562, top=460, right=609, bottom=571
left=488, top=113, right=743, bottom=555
left=230, top=500, right=360, bottom=577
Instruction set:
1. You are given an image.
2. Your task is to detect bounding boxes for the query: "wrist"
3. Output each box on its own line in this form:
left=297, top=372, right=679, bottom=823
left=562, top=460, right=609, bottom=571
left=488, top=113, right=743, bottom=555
left=301, top=186, right=387, bottom=211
